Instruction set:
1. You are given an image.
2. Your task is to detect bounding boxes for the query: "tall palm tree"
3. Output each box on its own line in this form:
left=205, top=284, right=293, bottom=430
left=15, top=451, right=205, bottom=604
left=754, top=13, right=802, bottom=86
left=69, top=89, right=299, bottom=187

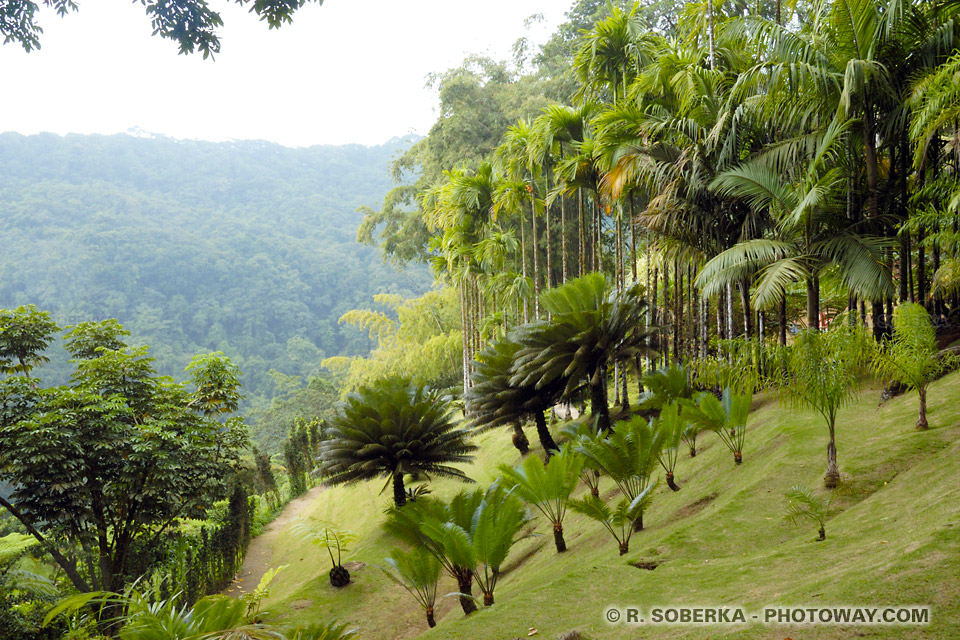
left=321, top=376, right=477, bottom=507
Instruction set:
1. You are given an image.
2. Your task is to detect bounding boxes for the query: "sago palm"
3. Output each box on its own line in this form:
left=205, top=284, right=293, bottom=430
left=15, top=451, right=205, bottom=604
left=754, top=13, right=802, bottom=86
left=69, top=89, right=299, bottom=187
left=379, top=547, right=441, bottom=628
left=683, top=388, right=753, bottom=465
left=321, top=376, right=476, bottom=507
left=498, top=446, right=584, bottom=553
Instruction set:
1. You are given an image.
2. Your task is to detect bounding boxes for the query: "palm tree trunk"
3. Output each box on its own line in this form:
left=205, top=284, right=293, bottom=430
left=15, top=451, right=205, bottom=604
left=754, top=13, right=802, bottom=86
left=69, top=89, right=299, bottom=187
left=578, top=188, right=585, bottom=277
left=512, top=421, right=530, bottom=455
left=824, top=421, right=839, bottom=488
left=426, top=607, right=436, bottom=628
left=534, top=411, right=560, bottom=452
left=393, top=472, right=406, bottom=508
left=531, top=191, right=540, bottom=318
left=779, top=294, right=787, bottom=345
left=726, top=282, right=735, bottom=340
left=545, top=178, right=553, bottom=290
left=806, top=277, right=820, bottom=330
left=590, top=363, right=611, bottom=432
left=456, top=568, right=478, bottom=615
left=553, top=522, right=567, bottom=553
left=632, top=511, right=644, bottom=532
left=916, top=387, right=929, bottom=430
left=561, top=192, right=568, bottom=283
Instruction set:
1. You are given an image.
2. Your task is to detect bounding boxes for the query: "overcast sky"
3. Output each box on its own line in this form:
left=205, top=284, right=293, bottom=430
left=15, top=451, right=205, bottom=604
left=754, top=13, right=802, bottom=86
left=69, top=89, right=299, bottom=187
left=0, top=1, right=569, bottom=147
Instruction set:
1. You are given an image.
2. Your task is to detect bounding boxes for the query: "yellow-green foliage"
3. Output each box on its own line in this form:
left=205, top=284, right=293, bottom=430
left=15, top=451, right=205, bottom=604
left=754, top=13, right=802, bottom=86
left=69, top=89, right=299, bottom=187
left=322, top=288, right=462, bottom=393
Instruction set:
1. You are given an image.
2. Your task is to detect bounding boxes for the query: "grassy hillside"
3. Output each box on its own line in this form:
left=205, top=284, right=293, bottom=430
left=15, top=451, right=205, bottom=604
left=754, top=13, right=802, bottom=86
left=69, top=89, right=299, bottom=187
left=256, top=373, right=960, bottom=639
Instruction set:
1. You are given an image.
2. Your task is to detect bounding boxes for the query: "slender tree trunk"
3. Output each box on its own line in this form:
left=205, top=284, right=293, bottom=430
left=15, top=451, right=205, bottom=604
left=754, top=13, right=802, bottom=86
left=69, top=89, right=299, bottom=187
left=916, top=387, right=928, bottom=430
left=561, top=192, right=568, bottom=283
left=531, top=191, right=540, bottom=318
left=578, top=188, right=585, bottom=277
left=632, top=511, right=644, bottom=532
left=824, top=422, right=839, bottom=488
left=779, top=294, right=787, bottom=345
left=426, top=607, right=436, bottom=628
left=520, top=211, right=529, bottom=323
left=545, top=177, right=553, bottom=291
left=726, top=282, right=735, bottom=340
left=806, top=278, right=820, bottom=330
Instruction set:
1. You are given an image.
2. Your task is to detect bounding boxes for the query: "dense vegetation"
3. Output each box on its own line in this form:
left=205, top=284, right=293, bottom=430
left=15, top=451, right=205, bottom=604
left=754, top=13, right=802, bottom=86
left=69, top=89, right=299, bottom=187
left=3, top=0, right=960, bottom=638
left=0, top=132, right=429, bottom=425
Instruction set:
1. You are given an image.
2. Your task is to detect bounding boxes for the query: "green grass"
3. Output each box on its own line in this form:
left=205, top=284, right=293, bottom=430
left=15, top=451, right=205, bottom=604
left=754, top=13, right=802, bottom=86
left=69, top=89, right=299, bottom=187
left=259, top=374, right=960, bottom=639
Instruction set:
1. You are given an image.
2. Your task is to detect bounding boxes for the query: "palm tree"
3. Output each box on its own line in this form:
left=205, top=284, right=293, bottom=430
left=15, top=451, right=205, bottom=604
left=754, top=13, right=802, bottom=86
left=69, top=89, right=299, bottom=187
left=512, top=273, right=656, bottom=433
left=321, top=376, right=477, bottom=507
left=380, top=548, right=441, bottom=628
left=873, top=303, right=949, bottom=429
left=773, top=326, right=872, bottom=488
left=698, top=119, right=893, bottom=329
left=569, top=488, right=653, bottom=555
left=574, top=414, right=662, bottom=531
left=498, top=446, right=584, bottom=553
left=784, top=484, right=831, bottom=541
left=651, top=403, right=686, bottom=490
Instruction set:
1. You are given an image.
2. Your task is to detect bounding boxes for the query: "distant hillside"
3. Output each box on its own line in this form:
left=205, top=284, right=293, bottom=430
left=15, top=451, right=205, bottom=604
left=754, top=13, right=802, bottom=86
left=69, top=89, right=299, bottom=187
left=0, top=132, right=427, bottom=410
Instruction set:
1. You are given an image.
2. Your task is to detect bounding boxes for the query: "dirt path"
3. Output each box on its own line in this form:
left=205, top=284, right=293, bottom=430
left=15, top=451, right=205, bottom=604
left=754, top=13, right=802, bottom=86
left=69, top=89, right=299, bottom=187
left=225, top=484, right=326, bottom=597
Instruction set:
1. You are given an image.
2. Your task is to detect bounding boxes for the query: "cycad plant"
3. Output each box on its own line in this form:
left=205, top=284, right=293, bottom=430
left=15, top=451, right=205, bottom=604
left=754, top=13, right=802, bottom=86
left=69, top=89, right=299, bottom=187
left=574, top=414, right=662, bottom=531
left=639, top=365, right=700, bottom=456
left=683, top=388, right=753, bottom=465
left=321, top=375, right=477, bottom=507
left=379, top=548, right=441, bottom=628
left=784, top=484, right=831, bottom=541
left=384, top=483, right=527, bottom=614
left=569, top=487, right=653, bottom=555
left=873, top=303, right=950, bottom=430
left=651, top=404, right=685, bottom=490
left=467, top=334, right=563, bottom=455
left=498, top=446, right=584, bottom=552
left=288, top=519, right=356, bottom=587
left=512, top=273, right=655, bottom=433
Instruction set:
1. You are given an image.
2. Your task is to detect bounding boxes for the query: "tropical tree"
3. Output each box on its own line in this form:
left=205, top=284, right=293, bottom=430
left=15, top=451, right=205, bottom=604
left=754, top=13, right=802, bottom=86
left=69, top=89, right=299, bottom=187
left=772, top=326, right=872, bottom=487
left=512, top=273, right=655, bottom=432
left=574, top=414, right=662, bottom=531
left=498, top=446, right=584, bottom=553
left=0, top=313, right=246, bottom=596
left=683, top=388, right=753, bottom=465
left=320, top=376, right=477, bottom=507
left=379, top=548, right=441, bottom=628
left=288, top=519, right=357, bottom=588
left=873, top=303, right=950, bottom=429
left=784, top=484, right=831, bottom=541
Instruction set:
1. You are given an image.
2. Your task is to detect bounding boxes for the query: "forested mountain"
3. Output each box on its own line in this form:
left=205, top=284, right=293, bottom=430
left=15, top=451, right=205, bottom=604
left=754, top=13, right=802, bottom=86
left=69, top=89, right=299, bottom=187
left=0, top=132, right=428, bottom=411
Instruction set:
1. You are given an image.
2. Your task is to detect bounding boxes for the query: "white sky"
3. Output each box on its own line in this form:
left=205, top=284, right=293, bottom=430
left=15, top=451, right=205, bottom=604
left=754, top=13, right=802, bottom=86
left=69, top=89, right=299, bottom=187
left=0, top=1, right=570, bottom=147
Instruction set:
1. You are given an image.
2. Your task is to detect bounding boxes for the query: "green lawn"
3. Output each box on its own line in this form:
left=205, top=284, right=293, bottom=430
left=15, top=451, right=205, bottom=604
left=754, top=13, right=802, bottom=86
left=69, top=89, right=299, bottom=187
left=260, top=373, right=960, bottom=640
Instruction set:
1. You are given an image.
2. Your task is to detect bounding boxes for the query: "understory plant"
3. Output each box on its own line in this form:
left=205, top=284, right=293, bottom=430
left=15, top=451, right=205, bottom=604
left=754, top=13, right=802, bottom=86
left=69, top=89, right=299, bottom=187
left=652, top=403, right=685, bottom=490
left=784, top=484, right=831, bottom=541
left=288, top=519, right=356, bottom=587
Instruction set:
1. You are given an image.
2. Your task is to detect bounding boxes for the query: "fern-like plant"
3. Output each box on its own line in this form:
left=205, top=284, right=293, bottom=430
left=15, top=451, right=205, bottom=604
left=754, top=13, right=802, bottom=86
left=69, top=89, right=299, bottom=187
left=288, top=519, right=357, bottom=587
left=784, top=484, right=831, bottom=541
left=683, top=388, right=752, bottom=465
left=569, top=486, right=653, bottom=555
